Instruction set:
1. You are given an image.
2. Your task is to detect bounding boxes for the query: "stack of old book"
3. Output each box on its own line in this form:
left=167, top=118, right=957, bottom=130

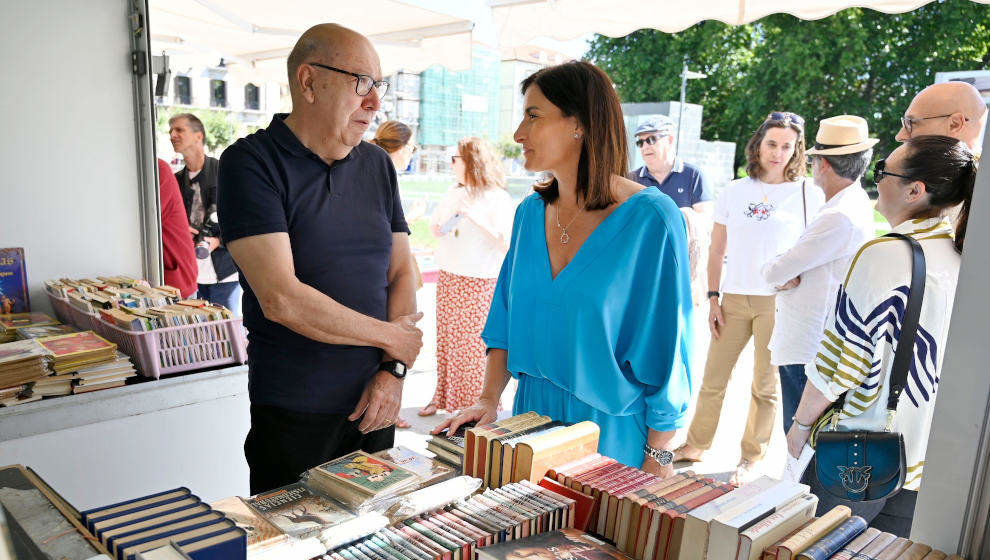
left=462, top=412, right=600, bottom=489
left=16, top=323, right=78, bottom=340
left=476, top=528, right=627, bottom=560
left=81, top=486, right=245, bottom=560
left=47, top=276, right=180, bottom=308
left=324, top=477, right=576, bottom=560
left=0, top=312, right=60, bottom=342
left=427, top=420, right=472, bottom=468
left=0, top=339, right=51, bottom=406
left=98, top=299, right=233, bottom=332
left=34, top=331, right=136, bottom=395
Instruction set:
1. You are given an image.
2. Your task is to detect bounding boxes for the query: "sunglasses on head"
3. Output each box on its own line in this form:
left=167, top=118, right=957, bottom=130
left=766, top=111, right=805, bottom=127
left=873, top=158, right=920, bottom=184
left=635, top=135, right=668, bottom=148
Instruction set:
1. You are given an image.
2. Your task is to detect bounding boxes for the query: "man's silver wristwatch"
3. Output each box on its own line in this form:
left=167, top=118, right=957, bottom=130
left=643, top=443, right=674, bottom=466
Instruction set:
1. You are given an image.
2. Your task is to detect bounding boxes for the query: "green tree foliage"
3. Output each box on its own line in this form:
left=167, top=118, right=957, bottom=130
left=587, top=0, right=990, bottom=173
left=496, top=135, right=523, bottom=160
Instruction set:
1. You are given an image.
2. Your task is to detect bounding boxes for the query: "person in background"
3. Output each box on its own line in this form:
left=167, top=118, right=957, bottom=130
left=787, top=136, right=974, bottom=536
left=629, top=115, right=713, bottom=215
left=674, top=112, right=824, bottom=484
left=760, top=115, right=878, bottom=433
left=417, top=137, right=514, bottom=418
left=896, top=81, right=988, bottom=152
left=158, top=158, right=197, bottom=298
left=169, top=113, right=242, bottom=315
left=371, top=119, right=423, bottom=429
left=433, top=61, right=692, bottom=478
left=218, top=24, right=423, bottom=494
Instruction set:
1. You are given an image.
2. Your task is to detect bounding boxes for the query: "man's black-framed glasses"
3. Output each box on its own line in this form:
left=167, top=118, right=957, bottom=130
left=766, top=111, right=805, bottom=127
left=873, top=158, right=920, bottom=184
left=635, top=135, right=668, bottom=148
left=307, top=62, right=389, bottom=98
left=899, top=113, right=967, bottom=134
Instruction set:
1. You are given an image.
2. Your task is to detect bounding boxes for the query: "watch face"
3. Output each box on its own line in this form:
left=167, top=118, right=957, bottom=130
left=658, top=449, right=674, bottom=466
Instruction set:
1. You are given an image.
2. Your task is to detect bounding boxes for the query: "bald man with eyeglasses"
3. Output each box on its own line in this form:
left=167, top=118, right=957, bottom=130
left=896, top=81, right=988, bottom=152
left=218, top=23, right=423, bottom=494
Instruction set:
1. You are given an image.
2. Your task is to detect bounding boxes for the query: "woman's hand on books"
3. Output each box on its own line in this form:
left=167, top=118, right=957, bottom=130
left=640, top=458, right=675, bottom=480
left=349, top=370, right=404, bottom=433
left=430, top=398, right=498, bottom=436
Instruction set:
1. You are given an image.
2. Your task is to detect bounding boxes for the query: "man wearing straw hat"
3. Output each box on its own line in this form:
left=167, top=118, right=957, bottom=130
left=760, top=115, right=879, bottom=433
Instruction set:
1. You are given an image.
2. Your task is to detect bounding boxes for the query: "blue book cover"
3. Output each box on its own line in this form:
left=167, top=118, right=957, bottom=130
left=0, top=248, right=29, bottom=314
left=180, top=527, right=247, bottom=560
left=797, top=515, right=868, bottom=560
left=83, top=487, right=191, bottom=532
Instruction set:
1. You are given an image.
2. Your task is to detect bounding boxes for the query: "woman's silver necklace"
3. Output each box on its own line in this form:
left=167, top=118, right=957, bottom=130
left=554, top=202, right=583, bottom=244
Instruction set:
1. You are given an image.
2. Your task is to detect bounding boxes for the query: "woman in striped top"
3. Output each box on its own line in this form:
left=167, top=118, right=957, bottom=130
left=785, top=135, right=976, bottom=536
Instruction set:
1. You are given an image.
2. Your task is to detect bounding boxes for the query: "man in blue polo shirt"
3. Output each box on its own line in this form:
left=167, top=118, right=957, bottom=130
left=629, top=116, right=713, bottom=215
left=218, top=23, right=424, bottom=494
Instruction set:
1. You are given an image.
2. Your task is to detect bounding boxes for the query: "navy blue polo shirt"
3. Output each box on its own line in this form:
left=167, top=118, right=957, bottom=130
left=629, top=159, right=712, bottom=209
left=217, top=114, right=408, bottom=414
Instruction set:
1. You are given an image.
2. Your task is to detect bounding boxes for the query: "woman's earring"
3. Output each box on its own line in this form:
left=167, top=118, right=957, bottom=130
left=573, top=132, right=580, bottom=139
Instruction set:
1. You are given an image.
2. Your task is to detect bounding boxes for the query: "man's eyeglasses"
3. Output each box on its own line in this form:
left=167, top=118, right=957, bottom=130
left=899, top=113, right=967, bottom=134
left=766, top=111, right=805, bottom=127
left=873, top=158, right=920, bottom=184
left=307, top=62, right=389, bottom=99
left=635, top=135, right=667, bottom=148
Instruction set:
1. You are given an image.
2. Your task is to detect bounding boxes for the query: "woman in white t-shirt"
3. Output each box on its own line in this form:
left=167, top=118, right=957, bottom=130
left=418, top=137, right=515, bottom=417
left=675, top=112, right=821, bottom=482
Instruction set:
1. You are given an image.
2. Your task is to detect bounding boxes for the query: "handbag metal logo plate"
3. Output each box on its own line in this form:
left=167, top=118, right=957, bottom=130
left=837, top=465, right=872, bottom=493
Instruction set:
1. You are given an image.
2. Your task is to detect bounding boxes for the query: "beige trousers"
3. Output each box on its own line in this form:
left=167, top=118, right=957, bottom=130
left=685, top=293, right=778, bottom=462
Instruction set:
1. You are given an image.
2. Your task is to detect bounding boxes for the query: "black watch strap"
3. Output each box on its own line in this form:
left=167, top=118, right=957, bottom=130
left=706, top=290, right=720, bottom=299
left=381, top=360, right=408, bottom=379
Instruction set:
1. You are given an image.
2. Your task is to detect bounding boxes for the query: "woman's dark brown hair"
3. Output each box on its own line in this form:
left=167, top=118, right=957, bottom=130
left=745, top=115, right=806, bottom=182
left=457, top=137, right=506, bottom=194
left=900, top=135, right=977, bottom=253
left=371, top=120, right=412, bottom=154
left=520, top=61, right=628, bottom=210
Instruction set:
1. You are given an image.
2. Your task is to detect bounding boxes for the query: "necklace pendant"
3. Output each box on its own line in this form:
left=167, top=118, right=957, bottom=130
left=560, top=231, right=570, bottom=244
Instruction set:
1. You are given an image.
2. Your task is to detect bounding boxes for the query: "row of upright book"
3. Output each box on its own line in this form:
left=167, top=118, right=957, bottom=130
left=0, top=313, right=136, bottom=405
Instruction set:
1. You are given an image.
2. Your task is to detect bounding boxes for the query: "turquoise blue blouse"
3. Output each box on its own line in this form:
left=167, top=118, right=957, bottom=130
left=481, top=189, right=694, bottom=432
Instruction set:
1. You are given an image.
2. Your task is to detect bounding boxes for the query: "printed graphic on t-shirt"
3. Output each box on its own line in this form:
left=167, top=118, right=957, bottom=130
left=188, top=179, right=205, bottom=228
left=744, top=200, right=775, bottom=221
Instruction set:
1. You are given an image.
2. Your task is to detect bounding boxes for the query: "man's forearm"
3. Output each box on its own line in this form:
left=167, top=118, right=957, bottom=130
left=381, top=263, right=418, bottom=363
left=272, top=281, right=393, bottom=348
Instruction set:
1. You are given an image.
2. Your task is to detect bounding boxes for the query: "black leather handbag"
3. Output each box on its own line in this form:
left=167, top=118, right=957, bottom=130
left=810, top=232, right=925, bottom=502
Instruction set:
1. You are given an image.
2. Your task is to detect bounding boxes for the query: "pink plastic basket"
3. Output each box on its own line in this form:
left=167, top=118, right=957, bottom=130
left=91, top=316, right=247, bottom=379
left=45, top=291, right=99, bottom=330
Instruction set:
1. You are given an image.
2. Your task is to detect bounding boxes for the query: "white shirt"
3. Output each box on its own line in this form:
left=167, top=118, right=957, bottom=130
left=714, top=177, right=825, bottom=295
left=762, top=183, right=876, bottom=365
left=805, top=217, right=960, bottom=490
left=430, top=185, right=515, bottom=279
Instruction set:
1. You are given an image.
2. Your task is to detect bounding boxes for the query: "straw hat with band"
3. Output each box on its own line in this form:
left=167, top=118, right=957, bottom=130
left=806, top=115, right=880, bottom=156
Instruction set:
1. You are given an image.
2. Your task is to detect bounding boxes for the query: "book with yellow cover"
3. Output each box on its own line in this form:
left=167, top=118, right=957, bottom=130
left=511, top=421, right=600, bottom=484
left=210, top=495, right=288, bottom=551
left=36, top=331, right=116, bottom=361
left=776, top=505, right=852, bottom=560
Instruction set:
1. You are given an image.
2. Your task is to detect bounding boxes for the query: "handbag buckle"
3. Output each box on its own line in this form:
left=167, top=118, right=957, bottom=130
left=885, top=410, right=895, bottom=432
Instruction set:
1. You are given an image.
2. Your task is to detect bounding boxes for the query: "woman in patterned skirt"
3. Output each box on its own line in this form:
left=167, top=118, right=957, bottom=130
left=418, top=137, right=515, bottom=416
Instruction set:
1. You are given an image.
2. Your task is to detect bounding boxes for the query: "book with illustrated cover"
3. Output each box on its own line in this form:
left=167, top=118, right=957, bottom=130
left=0, top=313, right=58, bottom=337
left=16, top=324, right=77, bottom=340
left=245, top=482, right=355, bottom=539
left=0, top=249, right=29, bottom=315
left=209, top=495, right=287, bottom=551
left=475, top=528, right=627, bottom=560
left=36, top=331, right=116, bottom=362
left=373, top=446, right=455, bottom=488
left=310, top=451, right=418, bottom=504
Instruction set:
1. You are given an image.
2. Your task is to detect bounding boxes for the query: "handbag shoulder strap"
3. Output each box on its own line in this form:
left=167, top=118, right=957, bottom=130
left=882, top=232, right=927, bottom=410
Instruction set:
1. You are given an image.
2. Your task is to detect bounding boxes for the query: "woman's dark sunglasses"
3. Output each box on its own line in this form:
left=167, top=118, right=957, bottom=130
left=451, top=155, right=461, bottom=164
left=635, top=135, right=666, bottom=148
left=873, top=158, right=920, bottom=184
left=766, top=111, right=805, bottom=127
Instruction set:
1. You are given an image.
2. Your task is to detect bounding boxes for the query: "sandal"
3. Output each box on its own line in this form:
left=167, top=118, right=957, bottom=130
left=418, top=404, right=438, bottom=417
left=395, top=417, right=411, bottom=429
left=672, top=443, right=704, bottom=464
left=730, top=458, right=756, bottom=486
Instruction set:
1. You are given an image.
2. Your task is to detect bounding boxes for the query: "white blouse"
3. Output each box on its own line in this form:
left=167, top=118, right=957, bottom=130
left=429, top=184, right=515, bottom=279
left=805, top=217, right=961, bottom=490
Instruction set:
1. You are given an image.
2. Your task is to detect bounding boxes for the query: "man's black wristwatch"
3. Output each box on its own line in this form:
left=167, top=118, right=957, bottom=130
left=706, top=290, right=721, bottom=300
left=380, top=360, right=408, bottom=379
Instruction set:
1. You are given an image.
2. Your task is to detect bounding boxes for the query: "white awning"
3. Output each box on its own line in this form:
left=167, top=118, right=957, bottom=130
left=149, top=0, right=475, bottom=80
left=490, top=0, right=990, bottom=47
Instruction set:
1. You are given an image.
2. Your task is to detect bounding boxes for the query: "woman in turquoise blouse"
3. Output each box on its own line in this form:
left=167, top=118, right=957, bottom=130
left=432, top=61, right=693, bottom=476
